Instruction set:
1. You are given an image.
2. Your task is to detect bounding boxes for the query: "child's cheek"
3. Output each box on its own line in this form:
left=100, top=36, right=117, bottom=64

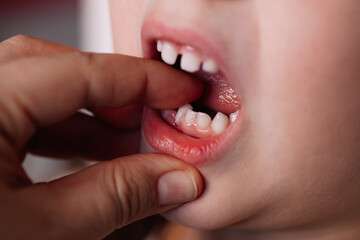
left=245, top=0, right=360, bottom=227
left=109, top=0, right=144, bottom=56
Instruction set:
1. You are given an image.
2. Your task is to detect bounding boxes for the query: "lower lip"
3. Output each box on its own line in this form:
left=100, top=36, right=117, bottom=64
left=142, top=107, right=242, bottom=166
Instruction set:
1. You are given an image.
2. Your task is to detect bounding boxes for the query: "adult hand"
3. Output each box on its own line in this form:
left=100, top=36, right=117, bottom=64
left=0, top=35, right=204, bottom=240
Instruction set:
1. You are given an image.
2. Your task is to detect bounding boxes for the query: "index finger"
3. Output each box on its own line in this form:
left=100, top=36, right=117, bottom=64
left=0, top=35, right=78, bottom=64
left=0, top=52, right=202, bottom=148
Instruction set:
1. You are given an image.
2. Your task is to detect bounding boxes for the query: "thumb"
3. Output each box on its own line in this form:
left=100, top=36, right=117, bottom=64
left=5, top=154, right=203, bottom=240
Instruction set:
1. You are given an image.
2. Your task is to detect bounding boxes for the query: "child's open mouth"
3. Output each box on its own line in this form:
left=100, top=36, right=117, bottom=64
left=157, top=40, right=240, bottom=138
left=141, top=21, right=243, bottom=166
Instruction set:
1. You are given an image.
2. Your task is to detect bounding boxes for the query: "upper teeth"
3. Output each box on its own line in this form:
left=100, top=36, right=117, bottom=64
left=157, top=40, right=219, bottom=74
left=202, top=59, right=219, bottom=73
left=181, top=51, right=202, bottom=73
left=161, top=42, right=178, bottom=65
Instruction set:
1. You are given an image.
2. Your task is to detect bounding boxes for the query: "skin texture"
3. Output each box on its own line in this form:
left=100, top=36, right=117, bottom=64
left=110, top=0, right=360, bottom=239
left=0, top=35, right=204, bottom=239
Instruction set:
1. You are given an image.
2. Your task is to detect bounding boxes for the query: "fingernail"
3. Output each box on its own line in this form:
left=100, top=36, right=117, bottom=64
left=157, top=171, right=198, bottom=206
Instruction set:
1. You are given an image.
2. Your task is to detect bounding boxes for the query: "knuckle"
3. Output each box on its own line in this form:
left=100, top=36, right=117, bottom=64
left=105, top=160, right=143, bottom=227
left=0, top=35, right=36, bottom=63
left=74, top=51, right=97, bottom=70
left=72, top=51, right=98, bottom=83
left=71, top=51, right=118, bottom=105
left=1, top=34, right=34, bottom=50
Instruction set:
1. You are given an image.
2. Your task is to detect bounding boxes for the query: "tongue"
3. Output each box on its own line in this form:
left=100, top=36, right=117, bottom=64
left=196, top=72, right=241, bottom=115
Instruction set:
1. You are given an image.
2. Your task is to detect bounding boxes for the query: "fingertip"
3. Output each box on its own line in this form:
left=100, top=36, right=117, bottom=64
left=136, top=153, right=204, bottom=206
left=144, top=59, right=203, bottom=109
left=92, top=104, right=143, bottom=129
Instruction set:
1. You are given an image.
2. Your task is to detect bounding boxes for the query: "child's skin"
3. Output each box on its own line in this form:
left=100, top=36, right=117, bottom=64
left=110, top=0, right=360, bottom=239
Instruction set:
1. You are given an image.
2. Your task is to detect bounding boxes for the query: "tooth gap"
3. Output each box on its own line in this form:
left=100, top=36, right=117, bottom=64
left=190, top=102, right=217, bottom=118
left=172, top=55, right=182, bottom=69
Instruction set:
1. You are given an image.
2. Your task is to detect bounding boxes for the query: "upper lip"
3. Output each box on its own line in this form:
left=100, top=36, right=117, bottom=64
left=141, top=19, right=230, bottom=80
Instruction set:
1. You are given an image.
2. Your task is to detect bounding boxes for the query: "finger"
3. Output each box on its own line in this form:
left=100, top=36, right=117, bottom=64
left=0, top=52, right=202, bottom=149
left=0, top=35, right=78, bottom=64
left=28, top=112, right=140, bottom=161
left=92, top=104, right=144, bottom=129
left=4, top=154, right=204, bottom=240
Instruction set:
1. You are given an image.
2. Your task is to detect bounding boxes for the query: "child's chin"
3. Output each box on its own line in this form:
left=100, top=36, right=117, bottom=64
left=159, top=201, right=231, bottom=231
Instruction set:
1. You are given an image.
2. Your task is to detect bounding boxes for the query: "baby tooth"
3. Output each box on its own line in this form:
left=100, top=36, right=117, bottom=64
left=161, top=42, right=178, bottom=65
left=196, top=112, right=212, bottom=129
left=185, top=109, right=197, bottom=124
left=211, top=112, right=229, bottom=134
left=157, top=40, right=163, bottom=52
left=180, top=52, right=201, bottom=73
left=202, top=59, right=219, bottom=73
left=230, top=110, right=240, bottom=124
left=175, top=104, right=193, bottom=124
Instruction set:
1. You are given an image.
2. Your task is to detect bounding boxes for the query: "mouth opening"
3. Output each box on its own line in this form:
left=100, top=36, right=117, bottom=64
left=168, top=55, right=229, bottom=117
left=152, top=39, right=241, bottom=139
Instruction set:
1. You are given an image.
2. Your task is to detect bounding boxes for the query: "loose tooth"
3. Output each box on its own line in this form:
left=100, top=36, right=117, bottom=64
left=180, top=51, right=201, bottom=73
left=185, top=109, right=197, bottom=124
left=230, top=110, right=240, bottom=123
left=161, top=42, right=178, bottom=65
left=211, top=112, right=229, bottom=134
left=202, top=59, right=219, bottom=73
left=157, top=40, right=163, bottom=52
left=175, top=104, right=193, bottom=124
left=196, top=112, right=212, bottom=129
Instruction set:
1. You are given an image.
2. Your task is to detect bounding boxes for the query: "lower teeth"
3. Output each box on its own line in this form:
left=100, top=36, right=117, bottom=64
left=163, top=104, right=239, bottom=139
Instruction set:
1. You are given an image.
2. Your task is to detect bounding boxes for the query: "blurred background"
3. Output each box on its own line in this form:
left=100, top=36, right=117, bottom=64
left=0, top=0, right=113, bottom=182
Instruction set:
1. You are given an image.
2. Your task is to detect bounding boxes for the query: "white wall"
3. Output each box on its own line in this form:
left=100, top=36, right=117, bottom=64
left=0, top=1, right=79, bottom=47
left=79, top=0, right=113, bottom=53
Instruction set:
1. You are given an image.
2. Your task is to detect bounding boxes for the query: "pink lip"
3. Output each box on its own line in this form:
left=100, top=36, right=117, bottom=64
left=141, top=20, right=232, bottom=81
left=143, top=107, right=242, bottom=166
left=141, top=19, right=242, bottom=166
